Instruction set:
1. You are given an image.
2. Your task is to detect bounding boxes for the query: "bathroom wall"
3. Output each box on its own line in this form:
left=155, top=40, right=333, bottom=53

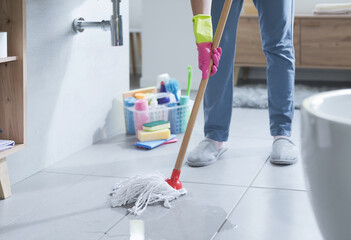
left=129, top=0, right=142, bottom=74
left=140, top=0, right=351, bottom=89
left=130, top=0, right=142, bottom=29
left=7, top=0, right=129, bottom=184
left=141, top=0, right=195, bottom=89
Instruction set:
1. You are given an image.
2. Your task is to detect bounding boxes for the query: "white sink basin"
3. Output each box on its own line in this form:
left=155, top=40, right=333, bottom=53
left=301, top=89, right=351, bottom=240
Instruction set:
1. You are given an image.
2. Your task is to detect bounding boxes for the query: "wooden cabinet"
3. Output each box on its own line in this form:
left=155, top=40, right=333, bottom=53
left=235, top=17, right=265, bottom=65
left=300, top=18, right=351, bottom=68
left=235, top=16, right=300, bottom=66
left=0, top=0, right=26, bottom=199
left=235, top=15, right=351, bottom=71
left=294, top=19, right=301, bottom=66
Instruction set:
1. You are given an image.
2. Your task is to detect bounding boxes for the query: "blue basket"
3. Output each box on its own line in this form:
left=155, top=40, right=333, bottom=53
left=124, top=101, right=193, bottom=135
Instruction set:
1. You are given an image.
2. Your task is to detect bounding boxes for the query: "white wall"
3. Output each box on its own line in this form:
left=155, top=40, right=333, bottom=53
left=7, top=0, right=129, bottom=184
left=141, top=0, right=196, bottom=89
left=129, top=0, right=142, bottom=74
left=130, top=0, right=142, bottom=29
left=141, top=0, right=351, bottom=89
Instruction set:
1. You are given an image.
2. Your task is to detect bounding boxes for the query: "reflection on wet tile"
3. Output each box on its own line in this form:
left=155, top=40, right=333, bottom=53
left=214, top=188, right=323, bottom=240
left=107, top=183, right=246, bottom=240
left=129, top=220, right=145, bottom=240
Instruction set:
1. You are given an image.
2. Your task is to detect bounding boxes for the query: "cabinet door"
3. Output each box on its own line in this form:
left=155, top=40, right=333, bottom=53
left=301, top=19, right=351, bottom=68
left=235, top=17, right=266, bottom=66
left=235, top=17, right=300, bottom=66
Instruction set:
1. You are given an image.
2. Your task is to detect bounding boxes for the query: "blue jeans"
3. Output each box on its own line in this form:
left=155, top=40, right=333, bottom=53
left=204, top=0, right=295, bottom=141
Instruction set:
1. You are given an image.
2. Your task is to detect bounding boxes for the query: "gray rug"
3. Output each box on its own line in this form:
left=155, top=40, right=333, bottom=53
left=233, top=84, right=338, bottom=109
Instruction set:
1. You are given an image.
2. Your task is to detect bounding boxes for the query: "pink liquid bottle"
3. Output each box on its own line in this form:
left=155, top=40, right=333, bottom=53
left=134, top=99, right=150, bottom=132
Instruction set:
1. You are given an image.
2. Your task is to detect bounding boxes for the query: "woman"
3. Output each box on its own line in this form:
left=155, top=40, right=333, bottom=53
left=187, top=0, right=298, bottom=167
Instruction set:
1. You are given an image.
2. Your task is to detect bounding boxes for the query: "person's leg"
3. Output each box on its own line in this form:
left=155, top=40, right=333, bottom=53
left=187, top=0, right=243, bottom=167
left=204, top=0, right=244, bottom=142
left=253, top=0, right=297, bottom=164
left=253, top=0, right=295, bottom=137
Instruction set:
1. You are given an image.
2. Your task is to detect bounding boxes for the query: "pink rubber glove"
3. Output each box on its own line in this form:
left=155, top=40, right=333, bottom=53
left=196, top=42, right=222, bottom=80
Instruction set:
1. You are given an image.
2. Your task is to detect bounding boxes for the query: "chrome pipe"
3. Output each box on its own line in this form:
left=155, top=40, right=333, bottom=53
left=112, top=0, right=120, bottom=16
left=72, top=0, right=123, bottom=46
left=111, top=0, right=123, bottom=46
left=73, top=18, right=110, bottom=33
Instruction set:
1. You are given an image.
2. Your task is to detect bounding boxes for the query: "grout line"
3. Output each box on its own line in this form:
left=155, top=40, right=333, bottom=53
left=1, top=173, right=87, bottom=229
left=44, top=171, right=258, bottom=189
left=210, top=186, right=250, bottom=240
left=250, top=185, right=306, bottom=192
left=98, top=213, right=130, bottom=240
left=43, top=170, right=97, bottom=178
left=11, top=170, right=53, bottom=187
left=181, top=180, right=248, bottom=188
left=210, top=155, right=270, bottom=240
left=43, top=171, right=131, bottom=180
left=89, top=174, right=130, bottom=179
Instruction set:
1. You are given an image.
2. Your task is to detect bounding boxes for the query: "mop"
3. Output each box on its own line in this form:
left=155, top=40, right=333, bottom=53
left=110, top=0, right=233, bottom=215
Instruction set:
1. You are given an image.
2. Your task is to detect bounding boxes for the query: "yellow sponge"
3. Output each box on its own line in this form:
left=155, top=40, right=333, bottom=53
left=137, top=129, right=171, bottom=142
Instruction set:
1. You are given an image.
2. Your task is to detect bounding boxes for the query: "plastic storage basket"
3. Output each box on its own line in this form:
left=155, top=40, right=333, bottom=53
left=124, top=100, right=193, bottom=135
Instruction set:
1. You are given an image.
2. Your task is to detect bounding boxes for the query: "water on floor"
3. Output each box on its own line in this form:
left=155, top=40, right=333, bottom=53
left=0, top=108, right=323, bottom=240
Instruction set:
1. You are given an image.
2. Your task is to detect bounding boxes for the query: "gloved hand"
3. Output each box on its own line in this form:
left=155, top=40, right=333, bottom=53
left=196, top=43, right=222, bottom=80
left=193, top=15, right=222, bottom=80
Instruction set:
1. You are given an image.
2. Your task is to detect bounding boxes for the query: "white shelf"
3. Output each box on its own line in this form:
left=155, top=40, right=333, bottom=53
left=0, top=56, right=18, bottom=64
left=0, top=144, right=25, bottom=159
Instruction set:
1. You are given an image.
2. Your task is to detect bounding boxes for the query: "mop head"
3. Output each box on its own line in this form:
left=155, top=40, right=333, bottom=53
left=110, top=173, right=187, bottom=215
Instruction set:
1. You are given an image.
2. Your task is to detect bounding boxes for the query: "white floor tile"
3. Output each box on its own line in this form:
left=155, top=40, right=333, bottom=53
left=252, top=154, right=306, bottom=190
left=214, top=188, right=323, bottom=240
left=0, top=172, right=84, bottom=228
left=44, top=142, right=133, bottom=175
left=106, top=183, right=246, bottom=240
left=0, top=176, right=127, bottom=240
left=230, top=109, right=301, bottom=141
left=89, top=134, right=205, bottom=178
left=99, top=236, right=128, bottom=240
left=182, top=136, right=270, bottom=186
left=91, top=135, right=270, bottom=186
left=0, top=107, right=309, bottom=240
left=230, top=109, right=271, bottom=138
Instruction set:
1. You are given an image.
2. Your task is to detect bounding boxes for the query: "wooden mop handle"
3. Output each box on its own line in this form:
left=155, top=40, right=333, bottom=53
left=174, top=0, right=233, bottom=170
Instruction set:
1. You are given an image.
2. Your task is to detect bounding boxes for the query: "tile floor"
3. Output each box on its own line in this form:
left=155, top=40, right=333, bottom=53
left=0, top=108, right=323, bottom=240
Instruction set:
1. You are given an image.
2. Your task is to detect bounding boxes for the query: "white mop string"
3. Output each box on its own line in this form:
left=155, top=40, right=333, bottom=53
left=110, top=173, right=186, bottom=215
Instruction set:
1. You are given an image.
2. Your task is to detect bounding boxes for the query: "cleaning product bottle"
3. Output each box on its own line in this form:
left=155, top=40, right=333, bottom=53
left=147, top=95, right=158, bottom=121
left=135, top=99, right=150, bottom=132
left=157, top=73, right=170, bottom=92
left=124, top=97, right=137, bottom=135
left=156, top=93, right=171, bottom=105
left=159, top=81, right=167, bottom=93
left=149, top=96, right=158, bottom=109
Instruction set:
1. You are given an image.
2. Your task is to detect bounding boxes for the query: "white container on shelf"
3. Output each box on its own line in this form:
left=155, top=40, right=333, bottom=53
left=0, top=32, right=7, bottom=58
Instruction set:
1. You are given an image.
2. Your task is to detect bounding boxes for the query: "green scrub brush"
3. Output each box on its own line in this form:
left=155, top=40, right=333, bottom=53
left=186, top=65, right=192, bottom=97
